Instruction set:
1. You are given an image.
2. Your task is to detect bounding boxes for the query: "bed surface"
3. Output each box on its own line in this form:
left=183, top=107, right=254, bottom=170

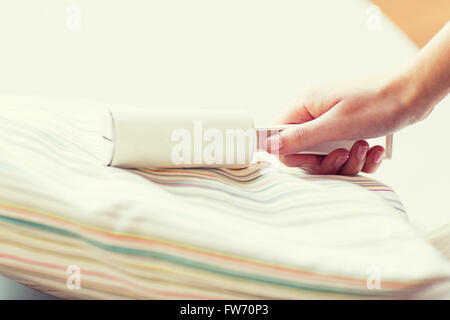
left=0, top=98, right=449, bottom=299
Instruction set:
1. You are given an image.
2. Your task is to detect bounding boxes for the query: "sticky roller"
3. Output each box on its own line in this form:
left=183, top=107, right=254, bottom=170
left=101, top=108, right=392, bottom=169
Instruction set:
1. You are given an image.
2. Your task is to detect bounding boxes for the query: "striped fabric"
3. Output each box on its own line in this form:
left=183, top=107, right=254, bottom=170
left=0, top=98, right=449, bottom=299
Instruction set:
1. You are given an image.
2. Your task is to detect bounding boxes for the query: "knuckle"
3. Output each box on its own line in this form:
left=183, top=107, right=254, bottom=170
left=294, top=125, right=310, bottom=144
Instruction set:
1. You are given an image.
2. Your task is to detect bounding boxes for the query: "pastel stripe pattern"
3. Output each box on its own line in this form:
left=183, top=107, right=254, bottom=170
left=0, top=99, right=449, bottom=299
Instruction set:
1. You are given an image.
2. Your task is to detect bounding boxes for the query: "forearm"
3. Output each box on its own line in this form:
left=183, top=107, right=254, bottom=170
left=393, top=22, right=450, bottom=118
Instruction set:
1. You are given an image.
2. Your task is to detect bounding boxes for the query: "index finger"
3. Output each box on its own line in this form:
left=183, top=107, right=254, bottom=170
left=275, top=89, right=340, bottom=125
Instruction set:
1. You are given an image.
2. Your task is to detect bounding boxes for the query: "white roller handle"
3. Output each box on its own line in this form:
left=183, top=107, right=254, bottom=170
left=256, top=124, right=392, bottom=159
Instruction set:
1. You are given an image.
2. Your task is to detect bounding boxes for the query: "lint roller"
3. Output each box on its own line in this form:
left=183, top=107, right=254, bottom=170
left=101, top=108, right=392, bottom=169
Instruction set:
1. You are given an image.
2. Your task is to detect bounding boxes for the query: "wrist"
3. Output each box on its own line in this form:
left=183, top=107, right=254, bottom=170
left=382, top=69, right=434, bottom=123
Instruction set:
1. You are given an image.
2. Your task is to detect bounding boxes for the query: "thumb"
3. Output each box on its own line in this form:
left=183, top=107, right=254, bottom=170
left=267, top=118, right=332, bottom=155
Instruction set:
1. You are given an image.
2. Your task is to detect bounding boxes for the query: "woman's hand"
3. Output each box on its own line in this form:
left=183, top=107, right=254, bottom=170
left=265, top=75, right=430, bottom=175
left=264, top=22, right=449, bottom=175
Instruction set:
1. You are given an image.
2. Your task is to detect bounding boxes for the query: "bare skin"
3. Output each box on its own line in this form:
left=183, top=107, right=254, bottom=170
left=266, top=22, right=450, bottom=175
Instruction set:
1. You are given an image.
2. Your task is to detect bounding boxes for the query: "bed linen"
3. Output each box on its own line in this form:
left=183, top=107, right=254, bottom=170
left=0, top=98, right=449, bottom=299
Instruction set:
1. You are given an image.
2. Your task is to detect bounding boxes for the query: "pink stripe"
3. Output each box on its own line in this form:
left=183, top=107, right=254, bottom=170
left=0, top=253, right=220, bottom=299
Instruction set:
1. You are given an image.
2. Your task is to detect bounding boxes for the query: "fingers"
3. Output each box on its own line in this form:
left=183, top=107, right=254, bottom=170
left=280, top=154, right=322, bottom=172
left=266, top=119, right=330, bottom=155
left=362, top=146, right=385, bottom=173
left=279, top=142, right=385, bottom=175
left=339, top=140, right=369, bottom=176
left=318, top=149, right=350, bottom=174
left=268, top=90, right=343, bottom=155
left=275, top=104, right=314, bottom=125
left=281, top=148, right=349, bottom=175
left=276, top=89, right=341, bottom=125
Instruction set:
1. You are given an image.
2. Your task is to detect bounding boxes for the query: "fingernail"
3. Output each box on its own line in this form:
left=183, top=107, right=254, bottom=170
left=335, top=155, right=348, bottom=169
left=373, top=150, right=384, bottom=163
left=266, top=134, right=282, bottom=152
left=300, top=163, right=317, bottom=171
left=356, top=145, right=369, bottom=161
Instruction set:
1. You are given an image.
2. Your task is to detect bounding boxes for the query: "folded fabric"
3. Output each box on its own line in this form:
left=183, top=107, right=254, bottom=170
left=0, top=99, right=449, bottom=299
left=429, top=223, right=450, bottom=261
